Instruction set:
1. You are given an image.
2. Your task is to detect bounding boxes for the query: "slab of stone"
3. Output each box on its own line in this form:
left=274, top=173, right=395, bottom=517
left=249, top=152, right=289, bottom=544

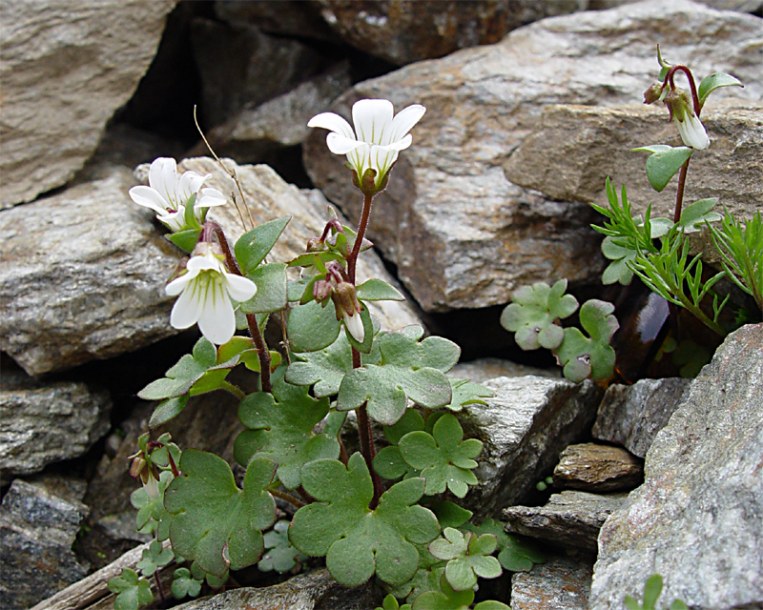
left=511, top=555, right=594, bottom=610
left=0, top=477, right=90, bottom=609
left=451, top=358, right=560, bottom=383
left=214, top=0, right=338, bottom=42
left=504, top=490, right=629, bottom=552
left=171, top=568, right=378, bottom=610
left=553, top=443, right=643, bottom=492
left=590, top=324, right=763, bottom=610
left=461, top=376, right=602, bottom=515
left=593, top=378, right=691, bottom=458
left=0, top=365, right=111, bottom=483
left=0, top=0, right=176, bottom=207
left=303, top=0, right=763, bottom=312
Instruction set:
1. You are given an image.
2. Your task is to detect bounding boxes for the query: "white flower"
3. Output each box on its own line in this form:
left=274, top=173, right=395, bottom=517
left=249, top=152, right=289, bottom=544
left=165, top=243, right=257, bottom=345
left=343, top=311, right=365, bottom=343
left=129, top=158, right=226, bottom=231
left=674, top=112, right=710, bottom=151
left=308, top=98, right=425, bottom=189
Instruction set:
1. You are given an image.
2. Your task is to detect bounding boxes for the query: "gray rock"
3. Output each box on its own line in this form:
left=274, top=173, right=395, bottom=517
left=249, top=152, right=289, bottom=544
left=0, top=365, right=111, bottom=483
left=590, top=323, right=763, bottom=610
left=461, top=376, right=602, bottom=515
left=172, top=568, right=378, bottom=610
left=504, top=490, right=629, bottom=552
left=451, top=358, right=560, bottom=383
left=511, top=555, right=594, bottom=610
left=303, top=0, right=763, bottom=312
left=0, top=0, right=177, bottom=208
left=0, top=477, right=89, bottom=609
left=592, top=378, right=691, bottom=458
left=504, top=100, right=763, bottom=223
left=553, top=443, right=643, bottom=492
left=214, top=0, right=338, bottom=42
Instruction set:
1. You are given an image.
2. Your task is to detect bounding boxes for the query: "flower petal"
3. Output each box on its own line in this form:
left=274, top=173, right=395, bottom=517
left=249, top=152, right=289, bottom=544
left=129, top=185, right=170, bottom=215
left=166, top=272, right=194, bottom=296
left=307, top=112, right=355, bottom=138
left=197, top=187, right=227, bottom=208
left=352, top=99, right=394, bottom=145
left=170, top=283, right=203, bottom=329
left=676, top=114, right=710, bottom=150
left=225, top=272, right=257, bottom=302
left=387, top=104, right=426, bottom=144
left=197, top=282, right=236, bottom=345
left=343, top=312, right=365, bottom=343
left=327, top=132, right=365, bottom=155
left=149, top=158, right=180, bottom=205
left=187, top=252, right=225, bottom=273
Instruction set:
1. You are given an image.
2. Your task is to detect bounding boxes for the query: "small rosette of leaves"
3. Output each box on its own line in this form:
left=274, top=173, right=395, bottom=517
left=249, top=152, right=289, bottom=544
left=289, top=453, right=441, bottom=587
left=164, top=450, right=277, bottom=578
left=170, top=566, right=204, bottom=600
left=108, top=569, right=153, bottom=610
left=464, top=518, right=545, bottom=572
left=556, top=299, right=619, bottom=382
left=136, top=540, right=173, bottom=577
left=234, top=368, right=338, bottom=490
left=500, top=279, right=578, bottom=350
left=258, top=519, right=306, bottom=574
left=428, top=528, right=502, bottom=591
left=130, top=470, right=173, bottom=540
left=408, top=575, right=510, bottom=610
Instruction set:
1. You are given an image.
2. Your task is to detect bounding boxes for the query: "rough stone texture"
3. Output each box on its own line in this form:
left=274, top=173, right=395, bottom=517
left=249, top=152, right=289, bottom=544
left=0, top=161, right=420, bottom=376
left=198, top=63, right=352, bottom=163
left=0, top=364, right=111, bottom=484
left=304, top=0, right=763, bottom=312
left=0, top=477, right=89, bottom=609
left=172, top=569, right=378, bottom=610
left=590, top=324, right=763, bottom=610
left=0, top=0, right=177, bottom=208
left=505, top=100, right=763, bottom=222
left=504, top=490, right=628, bottom=552
left=511, top=555, right=594, bottom=610
left=214, top=0, right=338, bottom=42
left=461, top=376, right=602, bottom=515
left=451, top=357, right=560, bottom=382
left=553, top=443, right=643, bottom=492
left=191, top=18, right=333, bottom=126
left=592, top=378, right=691, bottom=459
left=590, top=0, right=763, bottom=12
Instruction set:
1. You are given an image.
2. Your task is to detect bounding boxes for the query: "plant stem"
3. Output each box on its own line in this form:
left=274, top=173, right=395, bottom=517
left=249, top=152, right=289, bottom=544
left=347, top=193, right=374, bottom=284
left=220, top=381, right=246, bottom=400
left=674, top=157, right=691, bottom=223
left=270, top=489, right=306, bottom=509
left=666, top=65, right=702, bottom=115
left=205, top=221, right=272, bottom=393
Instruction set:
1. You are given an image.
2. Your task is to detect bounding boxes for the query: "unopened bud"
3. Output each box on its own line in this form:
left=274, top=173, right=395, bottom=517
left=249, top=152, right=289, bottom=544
left=331, top=282, right=361, bottom=318
left=643, top=83, right=663, bottom=105
left=129, top=456, right=147, bottom=480
left=313, top=279, right=332, bottom=303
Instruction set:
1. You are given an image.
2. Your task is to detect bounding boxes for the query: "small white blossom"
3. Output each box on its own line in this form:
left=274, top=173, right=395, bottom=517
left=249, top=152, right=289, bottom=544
left=166, top=243, right=257, bottom=345
left=308, top=99, right=425, bottom=189
left=674, top=112, right=710, bottom=151
left=343, top=311, right=365, bottom=343
left=129, top=158, right=226, bottom=231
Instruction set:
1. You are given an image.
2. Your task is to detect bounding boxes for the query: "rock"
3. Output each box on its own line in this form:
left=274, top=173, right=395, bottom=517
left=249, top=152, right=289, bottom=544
left=191, top=18, right=333, bottom=126
left=511, top=555, right=594, bottom=610
left=451, top=357, right=560, bottom=383
left=461, top=376, right=602, bottom=515
left=504, top=490, right=628, bottom=552
left=171, top=568, right=378, bottom=610
left=553, top=443, right=643, bottom=492
left=504, top=100, right=763, bottom=222
left=0, top=477, right=89, bottom=609
left=592, top=378, right=691, bottom=458
left=198, top=63, right=352, bottom=163
left=590, top=324, right=763, bottom=610
left=214, top=0, right=338, bottom=42
left=303, top=0, right=763, bottom=312
left=0, top=0, right=177, bottom=208
left=0, top=363, right=111, bottom=483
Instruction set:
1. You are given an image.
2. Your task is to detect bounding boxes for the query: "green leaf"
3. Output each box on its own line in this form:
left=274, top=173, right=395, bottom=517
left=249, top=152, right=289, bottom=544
left=474, top=603, right=511, bottom=610
left=496, top=535, right=545, bottom=572
left=289, top=454, right=440, bottom=587
left=698, top=72, right=743, bottom=106
left=410, top=575, right=476, bottom=610
left=344, top=303, right=375, bottom=354
left=258, top=519, right=306, bottom=573
left=677, top=198, right=721, bottom=233
left=428, top=500, right=473, bottom=529
left=108, top=569, right=154, bottom=610
left=398, top=414, right=482, bottom=498
left=136, top=540, right=173, bottom=577
left=234, top=370, right=338, bottom=489
left=624, top=596, right=641, bottom=610
left=285, top=330, right=358, bottom=397
left=130, top=470, right=174, bottom=540
left=149, top=395, right=189, bottom=428
left=287, top=299, right=341, bottom=353
left=377, top=594, right=412, bottom=610
left=240, top=263, right=287, bottom=314
left=556, top=299, right=618, bottom=382
left=601, top=236, right=637, bottom=286
left=500, top=280, right=578, bottom=350
left=446, top=378, right=493, bottom=411
left=356, top=278, right=405, bottom=301
left=633, top=145, right=693, bottom=192
left=428, top=529, right=501, bottom=591
left=183, top=193, right=200, bottom=229
left=643, top=574, right=663, bottom=610
left=165, top=451, right=276, bottom=577
left=170, top=567, right=203, bottom=599
left=234, top=216, right=290, bottom=276
left=167, top=228, right=201, bottom=254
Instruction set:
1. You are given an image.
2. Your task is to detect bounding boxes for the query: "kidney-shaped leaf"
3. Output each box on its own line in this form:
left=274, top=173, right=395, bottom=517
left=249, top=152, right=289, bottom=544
left=556, top=299, right=618, bottom=382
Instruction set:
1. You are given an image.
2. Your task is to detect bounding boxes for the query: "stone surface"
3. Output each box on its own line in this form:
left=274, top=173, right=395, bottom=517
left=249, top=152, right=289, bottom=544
left=215, top=0, right=338, bottom=42
left=0, top=364, right=111, bottom=483
left=0, top=477, right=89, bottom=609
left=172, top=568, right=378, bottom=610
left=592, top=378, right=691, bottom=458
left=461, top=376, right=602, bottom=515
left=304, top=0, right=763, bottom=312
left=553, top=443, right=643, bottom=492
left=191, top=18, right=332, bottom=127
left=451, top=357, right=560, bottom=383
left=511, top=555, right=593, bottom=610
left=505, top=100, right=763, bottom=222
left=504, top=490, right=628, bottom=552
left=590, top=324, right=763, bottom=610
left=0, top=0, right=176, bottom=208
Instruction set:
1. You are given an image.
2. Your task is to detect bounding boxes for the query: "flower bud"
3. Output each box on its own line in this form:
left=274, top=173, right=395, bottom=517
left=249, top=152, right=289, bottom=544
left=643, top=83, right=663, bottom=105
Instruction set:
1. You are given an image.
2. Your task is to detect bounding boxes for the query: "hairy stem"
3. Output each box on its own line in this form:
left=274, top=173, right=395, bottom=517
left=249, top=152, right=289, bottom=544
left=347, top=193, right=374, bottom=284
left=674, top=158, right=691, bottom=223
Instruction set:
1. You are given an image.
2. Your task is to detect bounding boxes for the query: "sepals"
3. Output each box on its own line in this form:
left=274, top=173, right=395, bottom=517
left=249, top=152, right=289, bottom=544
left=664, top=88, right=709, bottom=151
